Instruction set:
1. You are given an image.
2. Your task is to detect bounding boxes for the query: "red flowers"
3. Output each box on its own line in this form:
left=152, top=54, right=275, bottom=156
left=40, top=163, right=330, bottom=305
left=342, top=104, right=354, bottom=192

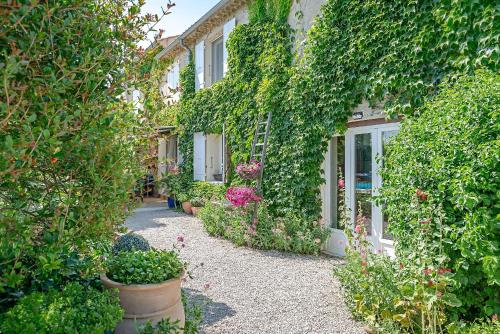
left=438, top=268, right=452, bottom=275
left=51, top=157, right=58, bottom=164
left=416, top=188, right=428, bottom=201
left=354, top=225, right=362, bottom=234
left=423, top=268, right=433, bottom=276
left=420, top=219, right=431, bottom=225
left=338, top=178, right=345, bottom=189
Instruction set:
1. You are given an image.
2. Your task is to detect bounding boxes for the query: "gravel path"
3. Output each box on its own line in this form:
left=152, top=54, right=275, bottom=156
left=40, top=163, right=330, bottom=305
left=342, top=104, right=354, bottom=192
left=126, top=205, right=364, bottom=334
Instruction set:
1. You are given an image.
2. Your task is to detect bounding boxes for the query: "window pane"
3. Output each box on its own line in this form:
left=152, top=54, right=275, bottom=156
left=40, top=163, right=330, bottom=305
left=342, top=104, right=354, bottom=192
left=331, top=137, right=345, bottom=229
left=355, top=133, right=372, bottom=235
left=381, top=130, right=398, bottom=240
left=212, top=37, right=224, bottom=83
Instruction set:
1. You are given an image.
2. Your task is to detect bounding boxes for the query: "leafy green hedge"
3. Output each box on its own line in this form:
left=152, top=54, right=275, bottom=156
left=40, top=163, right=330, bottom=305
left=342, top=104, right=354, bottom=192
left=379, top=70, right=499, bottom=319
left=1, top=283, right=123, bottom=334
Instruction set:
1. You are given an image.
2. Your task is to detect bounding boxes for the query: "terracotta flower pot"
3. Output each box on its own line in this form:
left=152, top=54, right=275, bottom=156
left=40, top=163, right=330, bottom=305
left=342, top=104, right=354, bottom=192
left=181, top=201, right=192, bottom=215
left=191, top=207, right=201, bottom=217
left=100, top=274, right=185, bottom=334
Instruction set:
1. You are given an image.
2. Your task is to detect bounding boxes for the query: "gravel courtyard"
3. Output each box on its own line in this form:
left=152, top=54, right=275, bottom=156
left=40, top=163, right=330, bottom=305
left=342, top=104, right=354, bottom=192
left=126, top=204, right=364, bottom=334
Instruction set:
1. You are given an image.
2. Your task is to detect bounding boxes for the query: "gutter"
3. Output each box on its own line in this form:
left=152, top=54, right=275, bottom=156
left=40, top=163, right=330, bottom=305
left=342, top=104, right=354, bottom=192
left=155, top=0, right=242, bottom=60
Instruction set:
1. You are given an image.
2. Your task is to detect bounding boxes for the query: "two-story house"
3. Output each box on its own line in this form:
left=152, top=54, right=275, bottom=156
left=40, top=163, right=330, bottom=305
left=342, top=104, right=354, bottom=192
left=156, top=0, right=401, bottom=257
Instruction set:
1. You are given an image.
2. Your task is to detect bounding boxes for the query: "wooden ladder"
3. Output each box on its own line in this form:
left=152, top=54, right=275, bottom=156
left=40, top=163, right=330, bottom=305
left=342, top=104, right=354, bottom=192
left=250, top=111, right=272, bottom=194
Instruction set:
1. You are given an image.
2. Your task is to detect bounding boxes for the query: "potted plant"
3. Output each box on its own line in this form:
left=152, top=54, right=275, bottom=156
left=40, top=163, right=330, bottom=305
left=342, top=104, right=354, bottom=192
left=235, top=160, right=262, bottom=180
left=178, top=192, right=192, bottom=215
left=101, top=236, right=185, bottom=334
left=189, top=197, right=204, bottom=217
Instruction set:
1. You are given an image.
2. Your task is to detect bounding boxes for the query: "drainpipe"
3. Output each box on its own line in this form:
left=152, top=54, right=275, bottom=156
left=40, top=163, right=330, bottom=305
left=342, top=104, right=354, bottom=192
left=180, top=37, right=192, bottom=63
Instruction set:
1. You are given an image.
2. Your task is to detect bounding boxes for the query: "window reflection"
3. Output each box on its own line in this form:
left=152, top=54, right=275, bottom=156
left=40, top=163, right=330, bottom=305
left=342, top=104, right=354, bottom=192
left=355, top=133, right=372, bottom=235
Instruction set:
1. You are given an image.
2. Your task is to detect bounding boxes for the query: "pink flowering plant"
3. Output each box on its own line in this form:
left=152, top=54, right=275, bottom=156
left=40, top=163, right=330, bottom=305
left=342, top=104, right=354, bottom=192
left=225, top=186, right=262, bottom=207
left=235, top=160, right=262, bottom=180
left=335, top=185, right=462, bottom=333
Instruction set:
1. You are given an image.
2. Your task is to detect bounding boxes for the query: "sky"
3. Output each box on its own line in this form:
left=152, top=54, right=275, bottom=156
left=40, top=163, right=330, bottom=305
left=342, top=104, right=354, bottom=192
left=140, top=0, right=221, bottom=47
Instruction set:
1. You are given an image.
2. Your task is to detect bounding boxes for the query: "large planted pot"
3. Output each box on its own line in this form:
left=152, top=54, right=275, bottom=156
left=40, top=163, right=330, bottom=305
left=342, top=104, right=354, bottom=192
left=101, top=274, right=185, bottom=334
left=181, top=201, right=192, bottom=215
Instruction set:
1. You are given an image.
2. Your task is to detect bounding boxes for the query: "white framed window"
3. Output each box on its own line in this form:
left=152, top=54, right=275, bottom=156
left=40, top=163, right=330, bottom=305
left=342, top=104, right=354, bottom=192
left=212, top=37, right=224, bottom=84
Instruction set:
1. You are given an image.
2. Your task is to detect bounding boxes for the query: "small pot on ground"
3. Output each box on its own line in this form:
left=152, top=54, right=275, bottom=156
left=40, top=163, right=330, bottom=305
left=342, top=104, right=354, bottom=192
left=101, top=274, right=185, bottom=334
left=191, top=206, right=201, bottom=216
left=181, top=201, right=192, bottom=214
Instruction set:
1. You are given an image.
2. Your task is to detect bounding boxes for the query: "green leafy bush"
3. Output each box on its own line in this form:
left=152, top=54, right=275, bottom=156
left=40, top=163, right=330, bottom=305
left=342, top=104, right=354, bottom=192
left=106, top=250, right=184, bottom=285
left=112, top=233, right=151, bottom=255
left=190, top=182, right=226, bottom=202
left=137, top=292, right=202, bottom=334
left=451, top=319, right=500, bottom=334
left=138, top=319, right=181, bottom=334
left=199, top=201, right=329, bottom=255
left=379, top=70, right=500, bottom=319
left=0, top=0, right=158, bottom=309
left=1, top=282, right=123, bottom=334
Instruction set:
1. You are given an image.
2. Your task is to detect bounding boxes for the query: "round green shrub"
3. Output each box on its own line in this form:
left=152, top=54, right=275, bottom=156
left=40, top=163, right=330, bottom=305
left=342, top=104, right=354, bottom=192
left=379, top=70, right=500, bottom=319
left=106, top=249, right=184, bottom=285
left=112, top=233, right=151, bottom=255
left=1, top=282, right=123, bottom=334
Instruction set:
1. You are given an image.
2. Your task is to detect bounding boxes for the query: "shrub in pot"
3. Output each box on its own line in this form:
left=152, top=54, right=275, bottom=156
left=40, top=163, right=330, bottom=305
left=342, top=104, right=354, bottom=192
left=189, top=197, right=205, bottom=217
left=177, top=193, right=192, bottom=215
left=113, top=233, right=151, bottom=255
left=101, top=249, right=186, bottom=334
left=1, top=282, right=123, bottom=334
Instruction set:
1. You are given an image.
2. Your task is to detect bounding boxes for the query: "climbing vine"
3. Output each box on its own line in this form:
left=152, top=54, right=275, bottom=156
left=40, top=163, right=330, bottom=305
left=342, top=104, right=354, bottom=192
left=172, top=0, right=498, bottom=220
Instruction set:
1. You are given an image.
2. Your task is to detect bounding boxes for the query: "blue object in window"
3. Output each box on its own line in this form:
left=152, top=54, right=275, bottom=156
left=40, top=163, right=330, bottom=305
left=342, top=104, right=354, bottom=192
left=356, top=182, right=372, bottom=190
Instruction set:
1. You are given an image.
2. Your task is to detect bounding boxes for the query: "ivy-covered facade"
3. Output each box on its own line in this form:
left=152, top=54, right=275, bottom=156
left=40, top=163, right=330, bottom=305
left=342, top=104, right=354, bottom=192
left=156, top=0, right=498, bottom=256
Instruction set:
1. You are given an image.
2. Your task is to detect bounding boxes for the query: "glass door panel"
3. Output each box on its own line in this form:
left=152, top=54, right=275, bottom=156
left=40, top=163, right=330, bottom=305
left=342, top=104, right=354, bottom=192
left=354, top=133, right=372, bottom=235
left=331, top=136, right=345, bottom=229
left=381, top=129, right=398, bottom=240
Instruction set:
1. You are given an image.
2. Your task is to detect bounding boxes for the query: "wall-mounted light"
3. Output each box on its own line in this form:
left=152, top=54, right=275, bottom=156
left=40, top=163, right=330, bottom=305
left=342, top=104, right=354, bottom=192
left=353, top=112, right=363, bottom=120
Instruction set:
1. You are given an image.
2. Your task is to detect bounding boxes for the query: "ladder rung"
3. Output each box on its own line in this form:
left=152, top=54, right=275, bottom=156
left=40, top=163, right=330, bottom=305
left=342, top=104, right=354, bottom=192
left=256, top=143, right=264, bottom=146
left=257, top=132, right=266, bottom=135
left=253, top=153, right=262, bottom=157
left=259, top=122, right=267, bottom=125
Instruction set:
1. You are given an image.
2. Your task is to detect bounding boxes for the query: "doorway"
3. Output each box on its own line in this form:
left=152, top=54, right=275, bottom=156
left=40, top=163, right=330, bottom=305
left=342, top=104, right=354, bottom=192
left=323, top=123, right=399, bottom=257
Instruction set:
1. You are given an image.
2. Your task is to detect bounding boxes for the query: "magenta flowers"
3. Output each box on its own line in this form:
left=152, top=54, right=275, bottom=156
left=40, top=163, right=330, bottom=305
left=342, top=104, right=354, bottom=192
left=235, top=160, right=262, bottom=180
left=225, top=186, right=262, bottom=207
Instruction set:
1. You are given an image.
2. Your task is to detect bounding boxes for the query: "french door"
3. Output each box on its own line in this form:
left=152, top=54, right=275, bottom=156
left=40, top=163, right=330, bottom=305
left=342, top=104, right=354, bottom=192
left=324, top=123, right=399, bottom=257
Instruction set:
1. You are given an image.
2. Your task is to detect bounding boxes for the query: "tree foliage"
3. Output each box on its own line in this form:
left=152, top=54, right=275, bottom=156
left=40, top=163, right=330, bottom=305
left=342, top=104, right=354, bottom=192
left=0, top=0, right=158, bottom=309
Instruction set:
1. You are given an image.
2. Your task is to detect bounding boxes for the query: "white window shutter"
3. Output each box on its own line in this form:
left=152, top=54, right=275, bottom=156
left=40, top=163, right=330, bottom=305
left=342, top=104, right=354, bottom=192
left=223, top=18, right=236, bottom=76
left=174, top=63, right=180, bottom=88
left=193, top=132, right=206, bottom=181
left=195, top=41, right=205, bottom=90
left=167, top=69, right=173, bottom=89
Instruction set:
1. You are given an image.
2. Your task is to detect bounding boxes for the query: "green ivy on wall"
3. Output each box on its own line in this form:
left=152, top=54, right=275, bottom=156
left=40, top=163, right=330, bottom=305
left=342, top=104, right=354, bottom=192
left=172, top=0, right=498, bottom=220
